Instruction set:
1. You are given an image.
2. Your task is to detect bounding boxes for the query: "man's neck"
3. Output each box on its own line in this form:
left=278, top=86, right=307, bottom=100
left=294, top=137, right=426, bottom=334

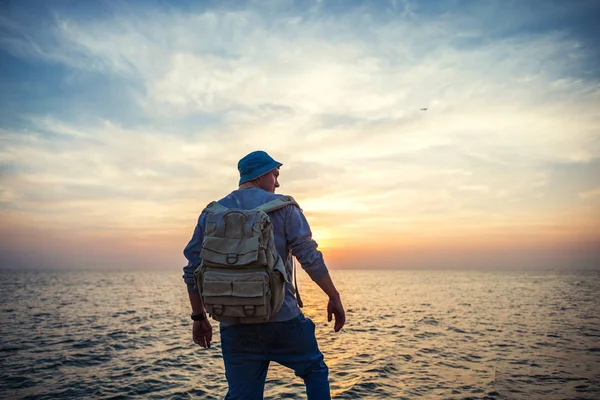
left=238, top=182, right=260, bottom=190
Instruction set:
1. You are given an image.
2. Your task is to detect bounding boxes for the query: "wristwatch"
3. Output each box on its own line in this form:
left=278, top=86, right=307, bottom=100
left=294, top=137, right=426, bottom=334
left=191, top=312, right=207, bottom=321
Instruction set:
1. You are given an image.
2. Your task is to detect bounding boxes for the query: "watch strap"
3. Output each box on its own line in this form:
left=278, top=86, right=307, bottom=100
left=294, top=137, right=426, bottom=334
left=191, top=312, right=207, bottom=321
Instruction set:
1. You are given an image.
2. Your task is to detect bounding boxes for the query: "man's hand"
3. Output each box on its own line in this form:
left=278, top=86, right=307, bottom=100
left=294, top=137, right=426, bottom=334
left=193, top=319, right=213, bottom=348
left=327, top=296, right=346, bottom=332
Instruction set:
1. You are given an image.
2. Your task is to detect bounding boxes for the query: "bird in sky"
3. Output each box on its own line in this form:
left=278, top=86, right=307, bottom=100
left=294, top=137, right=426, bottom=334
left=421, top=108, right=428, bottom=111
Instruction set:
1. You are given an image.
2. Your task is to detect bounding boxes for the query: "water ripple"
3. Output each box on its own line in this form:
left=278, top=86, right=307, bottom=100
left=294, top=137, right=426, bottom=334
left=2, top=269, right=600, bottom=399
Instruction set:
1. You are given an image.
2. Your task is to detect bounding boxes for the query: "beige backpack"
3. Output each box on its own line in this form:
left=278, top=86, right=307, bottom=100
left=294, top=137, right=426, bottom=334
left=194, top=195, right=300, bottom=324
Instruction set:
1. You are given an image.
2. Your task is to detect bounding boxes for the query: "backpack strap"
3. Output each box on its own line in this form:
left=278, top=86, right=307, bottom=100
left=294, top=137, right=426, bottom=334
left=292, top=256, right=303, bottom=308
left=256, top=196, right=304, bottom=308
left=254, top=195, right=299, bottom=214
left=203, top=201, right=229, bottom=214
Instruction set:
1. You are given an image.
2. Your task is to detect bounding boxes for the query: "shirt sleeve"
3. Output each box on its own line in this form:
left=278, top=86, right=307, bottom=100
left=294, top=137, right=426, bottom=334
left=284, top=205, right=329, bottom=282
left=182, top=213, right=207, bottom=294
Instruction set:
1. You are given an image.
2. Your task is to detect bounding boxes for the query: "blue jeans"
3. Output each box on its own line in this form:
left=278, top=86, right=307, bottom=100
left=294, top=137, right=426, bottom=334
left=220, top=314, right=330, bottom=400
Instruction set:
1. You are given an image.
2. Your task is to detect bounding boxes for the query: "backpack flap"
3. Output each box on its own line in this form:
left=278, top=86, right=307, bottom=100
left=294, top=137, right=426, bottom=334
left=201, top=279, right=232, bottom=296
left=201, top=209, right=268, bottom=268
left=200, top=235, right=262, bottom=267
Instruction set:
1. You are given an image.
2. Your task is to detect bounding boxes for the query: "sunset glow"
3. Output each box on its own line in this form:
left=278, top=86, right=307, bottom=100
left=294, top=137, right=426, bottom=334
left=0, top=1, right=598, bottom=271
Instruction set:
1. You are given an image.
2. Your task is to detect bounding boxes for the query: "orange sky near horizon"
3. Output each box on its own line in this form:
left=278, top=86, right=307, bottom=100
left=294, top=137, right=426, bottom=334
left=1, top=183, right=598, bottom=271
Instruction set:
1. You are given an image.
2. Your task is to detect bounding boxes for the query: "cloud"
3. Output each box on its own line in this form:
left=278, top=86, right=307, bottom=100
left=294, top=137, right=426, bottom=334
left=0, top=0, right=599, bottom=269
left=579, top=188, right=600, bottom=200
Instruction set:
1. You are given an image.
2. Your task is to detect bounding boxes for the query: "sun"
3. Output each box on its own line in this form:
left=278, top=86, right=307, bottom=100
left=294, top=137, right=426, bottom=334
left=311, top=227, right=336, bottom=250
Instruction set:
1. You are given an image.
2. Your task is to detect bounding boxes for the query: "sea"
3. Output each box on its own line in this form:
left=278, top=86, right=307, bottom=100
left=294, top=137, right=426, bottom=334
left=1, top=269, right=599, bottom=400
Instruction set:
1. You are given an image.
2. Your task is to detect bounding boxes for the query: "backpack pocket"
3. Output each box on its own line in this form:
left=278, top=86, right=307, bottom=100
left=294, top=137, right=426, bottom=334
left=201, top=269, right=270, bottom=322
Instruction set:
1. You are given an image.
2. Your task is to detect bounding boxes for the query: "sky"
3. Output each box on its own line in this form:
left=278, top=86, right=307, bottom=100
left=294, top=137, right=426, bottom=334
left=0, top=0, right=599, bottom=271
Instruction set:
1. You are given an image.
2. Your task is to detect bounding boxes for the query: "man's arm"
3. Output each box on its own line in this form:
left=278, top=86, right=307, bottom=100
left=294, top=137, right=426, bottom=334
left=183, top=213, right=213, bottom=348
left=189, top=292, right=212, bottom=348
left=285, top=205, right=346, bottom=332
left=315, top=273, right=346, bottom=332
left=182, top=214, right=206, bottom=293
left=188, top=292, right=205, bottom=314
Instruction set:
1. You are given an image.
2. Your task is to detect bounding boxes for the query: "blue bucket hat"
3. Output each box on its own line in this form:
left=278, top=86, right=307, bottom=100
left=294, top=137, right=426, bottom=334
left=238, top=150, right=283, bottom=185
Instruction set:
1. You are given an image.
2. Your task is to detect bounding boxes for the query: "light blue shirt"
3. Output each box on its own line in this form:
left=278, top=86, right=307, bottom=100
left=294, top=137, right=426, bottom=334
left=183, top=187, right=329, bottom=323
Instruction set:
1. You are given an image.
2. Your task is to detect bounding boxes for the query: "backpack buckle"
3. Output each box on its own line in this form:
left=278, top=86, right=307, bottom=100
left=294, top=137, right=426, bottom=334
left=226, top=253, right=238, bottom=264
left=213, top=305, right=225, bottom=316
left=243, top=305, right=257, bottom=316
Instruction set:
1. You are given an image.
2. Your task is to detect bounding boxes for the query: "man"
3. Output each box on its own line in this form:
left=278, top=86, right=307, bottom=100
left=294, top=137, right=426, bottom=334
left=182, top=150, right=346, bottom=399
